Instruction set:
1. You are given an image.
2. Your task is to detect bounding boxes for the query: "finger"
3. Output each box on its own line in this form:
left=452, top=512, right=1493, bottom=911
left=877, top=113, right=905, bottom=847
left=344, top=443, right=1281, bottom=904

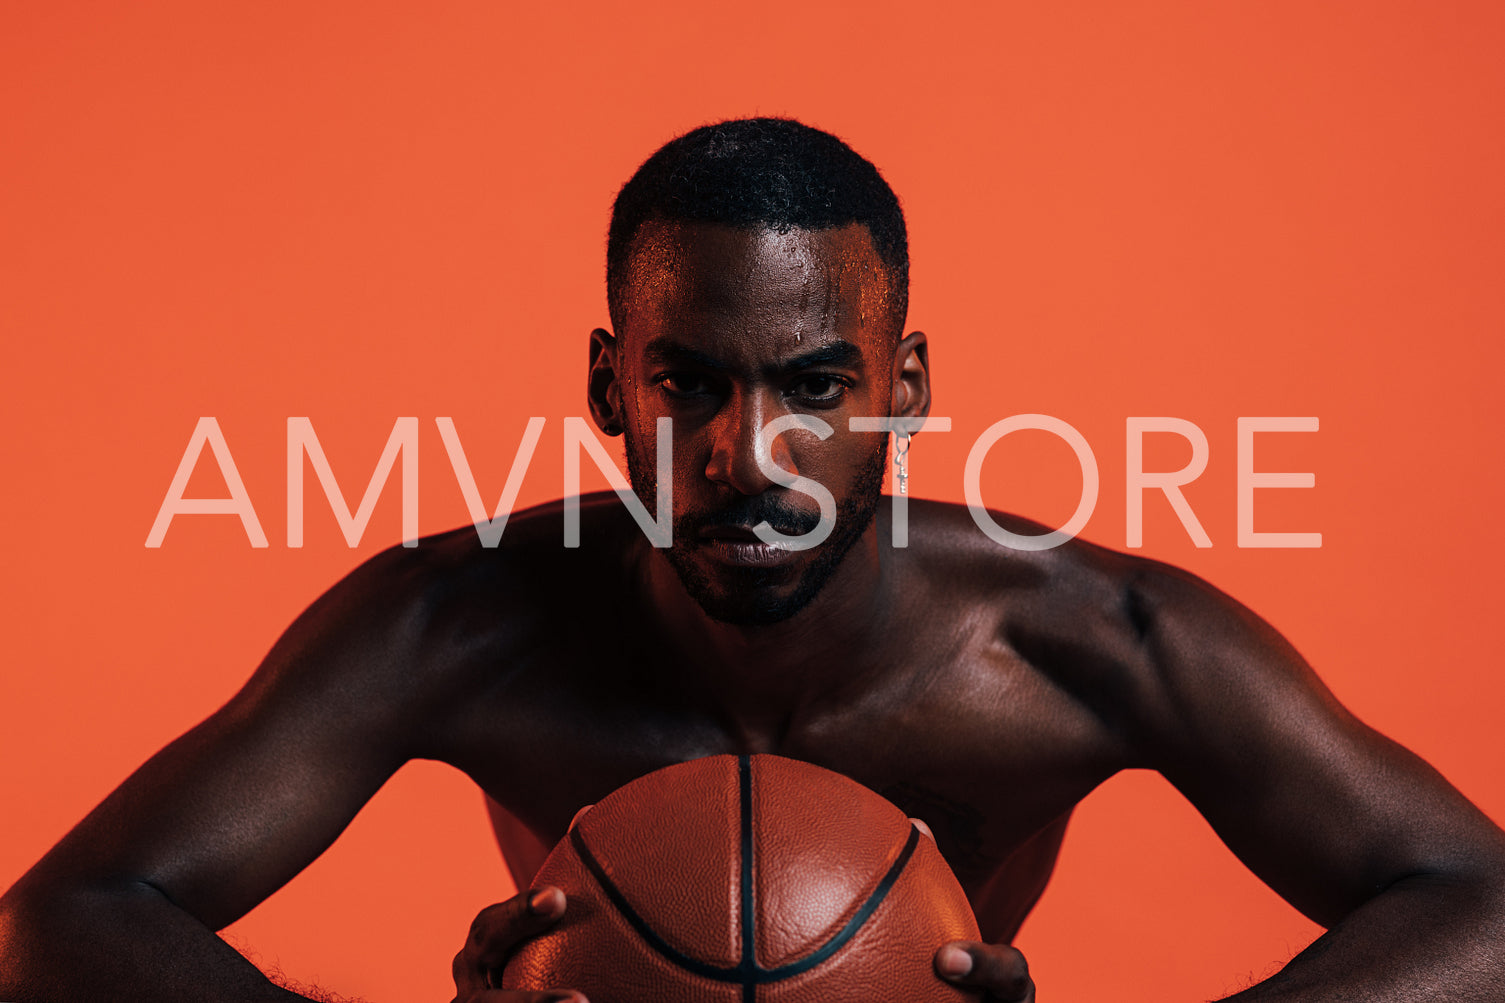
left=471, top=887, right=568, bottom=967
left=907, top=817, right=935, bottom=839
left=935, top=941, right=1033, bottom=1002
left=453, top=887, right=569, bottom=991
left=453, top=945, right=487, bottom=994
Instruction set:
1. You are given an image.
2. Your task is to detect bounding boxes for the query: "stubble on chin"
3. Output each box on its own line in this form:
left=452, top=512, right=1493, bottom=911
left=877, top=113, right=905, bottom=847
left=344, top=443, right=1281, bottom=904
left=622, top=431, right=888, bottom=626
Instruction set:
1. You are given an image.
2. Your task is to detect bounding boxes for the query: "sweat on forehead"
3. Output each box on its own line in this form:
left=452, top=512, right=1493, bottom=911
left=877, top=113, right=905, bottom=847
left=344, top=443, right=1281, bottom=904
left=614, top=221, right=901, bottom=347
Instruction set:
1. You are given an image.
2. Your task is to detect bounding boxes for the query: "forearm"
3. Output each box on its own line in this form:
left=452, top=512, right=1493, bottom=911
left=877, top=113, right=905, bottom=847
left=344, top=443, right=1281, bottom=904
left=1224, top=872, right=1505, bottom=1002
left=0, top=876, right=326, bottom=1003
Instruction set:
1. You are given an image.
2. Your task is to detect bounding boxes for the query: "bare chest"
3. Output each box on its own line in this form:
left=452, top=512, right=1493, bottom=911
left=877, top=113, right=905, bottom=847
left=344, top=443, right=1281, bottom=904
left=447, top=631, right=1123, bottom=942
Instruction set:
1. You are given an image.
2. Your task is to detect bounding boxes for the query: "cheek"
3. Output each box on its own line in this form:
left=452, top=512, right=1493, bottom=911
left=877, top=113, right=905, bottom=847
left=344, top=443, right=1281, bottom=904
left=659, top=431, right=713, bottom=499
left=791, top=435, right=884, bottom=485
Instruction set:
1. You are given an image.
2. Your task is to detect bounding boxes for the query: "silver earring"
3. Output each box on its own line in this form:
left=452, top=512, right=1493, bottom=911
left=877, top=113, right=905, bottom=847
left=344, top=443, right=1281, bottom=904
left=895, top=431, right=911, bottom=495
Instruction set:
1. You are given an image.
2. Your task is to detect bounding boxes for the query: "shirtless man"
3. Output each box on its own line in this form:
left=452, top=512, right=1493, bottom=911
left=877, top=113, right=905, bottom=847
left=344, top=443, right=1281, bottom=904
left=2, top=118, right=1503, bottom=1003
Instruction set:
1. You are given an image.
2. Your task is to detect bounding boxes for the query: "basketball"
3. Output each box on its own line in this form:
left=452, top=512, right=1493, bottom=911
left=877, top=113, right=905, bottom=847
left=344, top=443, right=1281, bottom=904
left=500, top=753, right=982, bottom=1002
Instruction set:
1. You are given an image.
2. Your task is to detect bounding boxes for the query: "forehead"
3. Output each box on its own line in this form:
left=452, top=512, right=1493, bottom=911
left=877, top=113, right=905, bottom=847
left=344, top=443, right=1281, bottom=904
left=618, top=220, right=896, bottom=356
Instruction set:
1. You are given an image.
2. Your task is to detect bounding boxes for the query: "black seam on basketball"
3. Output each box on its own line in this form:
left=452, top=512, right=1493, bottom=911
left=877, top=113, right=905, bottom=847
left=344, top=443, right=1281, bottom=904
left=739, top=753, right=756, bottom=983
left=570, top=825, right=746, bottom=981
left=567, top=758, right=924, bottom=991
left=751, top=823, right=922, bottom=981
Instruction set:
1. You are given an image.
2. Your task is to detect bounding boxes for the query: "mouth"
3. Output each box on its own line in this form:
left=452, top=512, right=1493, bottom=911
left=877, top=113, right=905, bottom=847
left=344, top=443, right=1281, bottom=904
left=695, top=524, right=804, bottom=568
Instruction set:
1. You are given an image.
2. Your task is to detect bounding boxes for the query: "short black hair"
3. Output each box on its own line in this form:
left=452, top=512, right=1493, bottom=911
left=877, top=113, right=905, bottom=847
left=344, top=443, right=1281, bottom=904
left=607, top=117, right=908, bottom=336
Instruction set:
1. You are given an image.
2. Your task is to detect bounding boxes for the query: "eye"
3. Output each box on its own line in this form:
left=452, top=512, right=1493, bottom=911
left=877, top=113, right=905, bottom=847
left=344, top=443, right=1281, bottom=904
left=789, top=375, right=849, bottom=404
left=656, top=372, right=713, bottom=398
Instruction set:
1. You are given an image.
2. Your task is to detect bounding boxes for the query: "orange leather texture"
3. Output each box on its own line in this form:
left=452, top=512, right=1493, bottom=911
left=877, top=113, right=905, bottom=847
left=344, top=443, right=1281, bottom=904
left=503, top=755, right=981, bottom=1002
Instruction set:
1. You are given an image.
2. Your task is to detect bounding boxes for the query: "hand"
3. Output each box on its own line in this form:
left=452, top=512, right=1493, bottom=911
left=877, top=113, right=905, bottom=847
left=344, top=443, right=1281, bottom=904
left=907, top=817, right=1034, bottom=1002
left=449, top=886, right=587, bottom=1003
left=935, top=941, right=1035, bottom=1002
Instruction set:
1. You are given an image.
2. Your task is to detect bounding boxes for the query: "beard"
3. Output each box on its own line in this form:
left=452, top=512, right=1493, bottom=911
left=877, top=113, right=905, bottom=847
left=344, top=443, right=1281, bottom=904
left=624, top=429, right=888, bottom=627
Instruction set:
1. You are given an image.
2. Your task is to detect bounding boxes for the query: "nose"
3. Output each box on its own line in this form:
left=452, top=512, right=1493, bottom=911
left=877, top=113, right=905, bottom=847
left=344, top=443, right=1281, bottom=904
left=704, top=388, right=796, bottom=494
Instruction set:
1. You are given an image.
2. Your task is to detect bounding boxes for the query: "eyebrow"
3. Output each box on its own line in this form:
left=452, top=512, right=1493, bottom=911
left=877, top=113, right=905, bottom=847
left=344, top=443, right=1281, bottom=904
left=781, top=341, right=864, bottom=372
left=642, top=337, right=865, bottom=376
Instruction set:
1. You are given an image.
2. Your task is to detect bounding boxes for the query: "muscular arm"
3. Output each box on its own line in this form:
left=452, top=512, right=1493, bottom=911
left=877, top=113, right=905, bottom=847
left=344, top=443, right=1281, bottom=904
left=1120, top=565, right=1505, bottom=1000
left=0, top=546, right=454, bottom=1002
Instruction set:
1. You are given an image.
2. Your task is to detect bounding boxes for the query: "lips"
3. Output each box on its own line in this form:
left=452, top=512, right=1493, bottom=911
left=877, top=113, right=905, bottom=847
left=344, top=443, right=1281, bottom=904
left=696, top=525, right=803, bottom=568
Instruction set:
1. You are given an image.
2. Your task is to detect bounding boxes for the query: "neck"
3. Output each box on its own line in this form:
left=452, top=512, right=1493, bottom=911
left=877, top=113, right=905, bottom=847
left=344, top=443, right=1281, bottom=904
left=641, top=521, right=897, bottom=739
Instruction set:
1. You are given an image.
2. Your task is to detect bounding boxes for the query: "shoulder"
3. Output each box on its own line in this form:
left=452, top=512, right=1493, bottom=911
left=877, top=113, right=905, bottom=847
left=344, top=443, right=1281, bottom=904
left=904, top=498, right=1271, bottom=632
left=902, top=497, right=1172, bottom=620
left=903, top=500, right=1318, bottom=754
left=240, top=493, right=643, bottom=737
left=316, top=491, right=641, bottom=625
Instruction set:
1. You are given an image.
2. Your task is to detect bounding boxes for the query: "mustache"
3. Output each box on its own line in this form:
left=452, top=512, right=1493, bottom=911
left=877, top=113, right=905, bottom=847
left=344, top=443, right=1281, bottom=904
left=675, top=494, right=824, bottom=539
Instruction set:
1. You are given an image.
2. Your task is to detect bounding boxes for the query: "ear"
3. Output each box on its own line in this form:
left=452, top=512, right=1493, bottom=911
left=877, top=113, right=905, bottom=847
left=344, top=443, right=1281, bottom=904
left=891, top=330, right=931, bottom=420
left=588, top=327, right=624, bottom=436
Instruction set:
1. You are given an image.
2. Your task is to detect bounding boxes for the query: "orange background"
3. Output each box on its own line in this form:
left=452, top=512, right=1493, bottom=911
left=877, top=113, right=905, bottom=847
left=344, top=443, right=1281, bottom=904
left=3, top=3, right=1503, bottom=1000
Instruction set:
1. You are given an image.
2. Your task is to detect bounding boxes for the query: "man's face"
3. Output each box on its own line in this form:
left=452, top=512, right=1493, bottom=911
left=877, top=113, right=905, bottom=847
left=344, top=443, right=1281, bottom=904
left=600, top=221, right=909, bottom=626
